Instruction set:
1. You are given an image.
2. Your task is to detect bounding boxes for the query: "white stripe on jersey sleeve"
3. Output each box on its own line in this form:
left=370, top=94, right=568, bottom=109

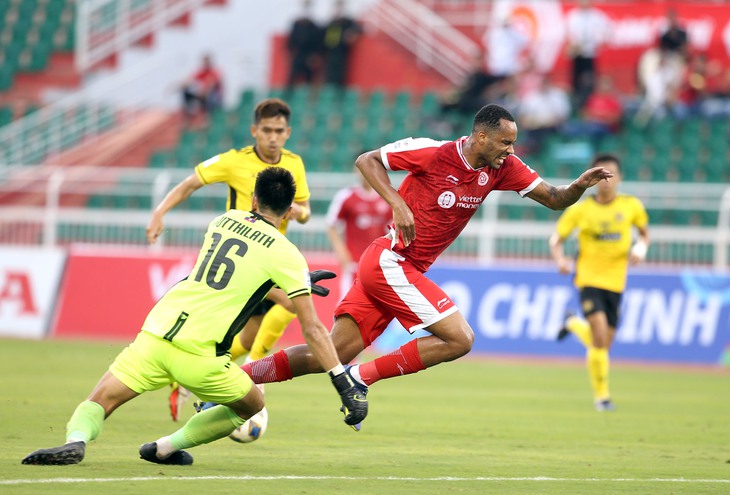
left=380, top=137, right=449, bottom=170
left=519, top=177, right=544, bottom=197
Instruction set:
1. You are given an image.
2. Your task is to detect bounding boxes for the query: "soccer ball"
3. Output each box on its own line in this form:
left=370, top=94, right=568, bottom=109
left=228, top=407, right=268, bottom=443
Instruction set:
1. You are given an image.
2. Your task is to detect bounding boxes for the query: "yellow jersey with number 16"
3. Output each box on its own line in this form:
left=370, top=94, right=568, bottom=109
left=141, top=209, right=312, bottom=357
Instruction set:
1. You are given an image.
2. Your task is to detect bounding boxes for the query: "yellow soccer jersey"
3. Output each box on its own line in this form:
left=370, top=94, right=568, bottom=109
left=194, top=146, right=310, bottom=234
left=141, top=209, right=312, bottom=357
left=556, top=194, right=648, bottom=293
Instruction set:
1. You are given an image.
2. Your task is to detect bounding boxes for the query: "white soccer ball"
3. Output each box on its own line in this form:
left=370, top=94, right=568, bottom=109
left=228, top=407, right=268, bottom=443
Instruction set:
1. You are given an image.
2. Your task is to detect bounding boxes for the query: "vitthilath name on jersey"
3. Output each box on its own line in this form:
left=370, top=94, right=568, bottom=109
left=215, top=215, right=276, bottom=248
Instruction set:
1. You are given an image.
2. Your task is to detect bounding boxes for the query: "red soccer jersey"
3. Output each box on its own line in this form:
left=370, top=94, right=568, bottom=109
left=326, top=185, right=392, bottom=262
left=381, top=137, right=542, bottom=272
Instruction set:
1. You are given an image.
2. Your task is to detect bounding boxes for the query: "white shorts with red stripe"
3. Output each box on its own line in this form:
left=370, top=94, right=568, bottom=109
left=334, top=237, right=457, bottom=347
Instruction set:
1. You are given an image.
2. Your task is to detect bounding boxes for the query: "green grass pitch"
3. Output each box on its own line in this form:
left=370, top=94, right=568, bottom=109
left=0, top=338, right=728, bottom=494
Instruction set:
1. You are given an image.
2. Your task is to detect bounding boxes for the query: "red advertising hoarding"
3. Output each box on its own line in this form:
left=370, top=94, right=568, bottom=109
left=52, top=246, right=340, bottom=346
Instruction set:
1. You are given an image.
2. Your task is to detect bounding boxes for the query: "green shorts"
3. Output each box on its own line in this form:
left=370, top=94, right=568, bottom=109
left=109, top=331, right=252, bottom=404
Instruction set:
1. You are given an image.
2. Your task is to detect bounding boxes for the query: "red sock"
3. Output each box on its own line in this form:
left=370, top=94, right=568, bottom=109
left=358, top=339, right=425, bottom=386
left=241, top=350, right=293, bottom=383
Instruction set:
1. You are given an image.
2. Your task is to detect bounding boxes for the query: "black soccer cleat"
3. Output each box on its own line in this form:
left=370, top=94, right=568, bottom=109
left=139, top=442, right=193, bottom=465
left=556, top=312, right=575, bottom=342
left=341, top=365, right=368, bottom=431
left=21, top=441, right=86, bottom=465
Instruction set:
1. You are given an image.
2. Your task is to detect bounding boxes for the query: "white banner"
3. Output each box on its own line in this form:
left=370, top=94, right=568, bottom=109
left=0, top=247, right=66, bottom=339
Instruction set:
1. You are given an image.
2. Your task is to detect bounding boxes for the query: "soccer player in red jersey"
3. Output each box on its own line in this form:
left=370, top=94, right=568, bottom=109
left=241, top=104, right=613, bottom=426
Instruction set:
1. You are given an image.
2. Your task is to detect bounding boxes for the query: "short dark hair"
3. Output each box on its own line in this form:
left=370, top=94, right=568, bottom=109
left=254, top=98, right=291, bottom=124
left=472, top=104, right=515, bottom=133
left=254, top=167, right=296, bottom=216
left=591, top=153, right=621, bottom=173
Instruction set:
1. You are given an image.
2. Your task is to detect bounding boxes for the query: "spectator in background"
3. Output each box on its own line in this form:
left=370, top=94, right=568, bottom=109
left=701, top=65, right=730, bottom=118
left=518, top=74, right=571, bottom=153
left=482, top=15, right=529, bottom=81
left=658, top=8, right=689, bottom=64
left=439, top=51, right=500, bottom=116
left=286, top=0, right=324, bottom=88
left=562, top=75, right=624, bottom=142
left=181, top=54, right=223, bottom=126
left=677, top=53, right=710, bottom=116
left=565, top=0, right=610, bottom=110
left=322, top=0, right=362, bottom=87
left=634, top=47, right=686, bottom=125
left=326, top=163, right=392, bottom=300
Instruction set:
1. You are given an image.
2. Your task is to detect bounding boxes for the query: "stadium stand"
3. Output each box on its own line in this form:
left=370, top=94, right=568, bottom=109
left=0, top=1, right=726, bottom=268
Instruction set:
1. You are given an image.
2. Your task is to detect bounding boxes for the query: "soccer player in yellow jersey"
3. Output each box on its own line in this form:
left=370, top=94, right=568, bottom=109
left=22, top=168, right=366, bottom=466
left=146, top=98, right=312, bottom=419
left=549, top=153, right=649, bottom=412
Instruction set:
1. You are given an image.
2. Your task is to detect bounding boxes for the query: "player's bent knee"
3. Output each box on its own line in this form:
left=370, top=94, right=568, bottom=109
left=452, top=326, right=475, bottom=358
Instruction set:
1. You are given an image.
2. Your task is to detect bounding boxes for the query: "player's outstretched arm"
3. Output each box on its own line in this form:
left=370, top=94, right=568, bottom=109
left=526, top=166, right=614, bottom=211
left=291, top=295, right=368, bottom=427
left=146, top=174, right=204, bottom=244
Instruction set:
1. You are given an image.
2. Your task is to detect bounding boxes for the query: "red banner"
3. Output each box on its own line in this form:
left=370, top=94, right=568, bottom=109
left=52, top=246, right=340, bottom=347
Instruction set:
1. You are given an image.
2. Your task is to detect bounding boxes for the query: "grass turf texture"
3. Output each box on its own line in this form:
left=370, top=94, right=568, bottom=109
left=1, top=338, right=728, bottom=494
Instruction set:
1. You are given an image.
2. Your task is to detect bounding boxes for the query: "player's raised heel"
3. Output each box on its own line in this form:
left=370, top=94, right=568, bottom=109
left=139, top=442, right=193, bottom=465
left=556, top=312, right=575, bottom=342
left=21, top=441, right=86, bottom=465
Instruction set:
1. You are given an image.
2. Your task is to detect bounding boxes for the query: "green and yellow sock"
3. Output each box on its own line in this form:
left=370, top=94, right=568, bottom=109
left=66, top=400, right=105, bottom=443
left=169, top=405, right=246, bottom=450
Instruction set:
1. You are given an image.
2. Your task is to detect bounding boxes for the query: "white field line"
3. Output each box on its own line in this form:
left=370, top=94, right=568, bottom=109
left=1, top=475, right=728, bottom=485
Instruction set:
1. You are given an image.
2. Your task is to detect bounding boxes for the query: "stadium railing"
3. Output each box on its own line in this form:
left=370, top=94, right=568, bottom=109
left=0, top=166, right=728, bottom=270
left=75, top=0, right=210, bottom=73
left=364, top=0, right=481, bottom=85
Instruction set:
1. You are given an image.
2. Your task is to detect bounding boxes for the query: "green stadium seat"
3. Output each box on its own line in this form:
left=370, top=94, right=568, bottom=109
left=0, top=106, right=12, bottom=126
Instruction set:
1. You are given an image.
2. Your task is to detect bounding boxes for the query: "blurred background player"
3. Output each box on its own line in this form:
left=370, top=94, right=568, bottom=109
left=22, top=168, right=365, bottom=466
left=145, top=98, right=312, bottom=420
left=549, top=154, right=650, bottom=412
left=234, top=104, right=613, bottom=425
left=326, top=163, right=392, bottom=299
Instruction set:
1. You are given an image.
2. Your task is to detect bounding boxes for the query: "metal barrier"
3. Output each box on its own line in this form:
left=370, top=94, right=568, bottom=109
left=365, top=0, right=481, bottom=85
left=0, top=166, right=727, bottom=269
left=76, top=0, right=209, bottom=73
